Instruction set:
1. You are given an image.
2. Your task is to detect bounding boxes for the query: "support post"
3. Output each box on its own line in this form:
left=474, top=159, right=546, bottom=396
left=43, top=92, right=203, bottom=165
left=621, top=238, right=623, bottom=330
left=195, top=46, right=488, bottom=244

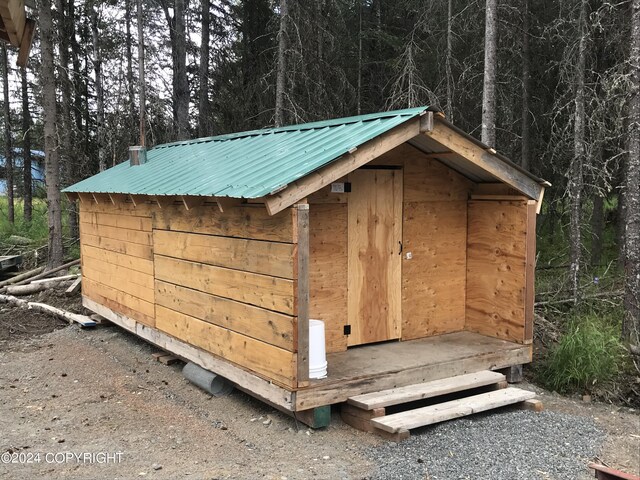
left=501, top=364, right=523, bottom=383
left=296, top=204, right=310, bottom=388
left=295, top=405, right=330, bottom=429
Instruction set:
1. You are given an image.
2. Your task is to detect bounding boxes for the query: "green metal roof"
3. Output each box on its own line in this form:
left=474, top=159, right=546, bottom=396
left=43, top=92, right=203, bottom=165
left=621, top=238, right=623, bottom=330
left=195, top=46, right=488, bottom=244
left=64, top=106, right=428, bottom=198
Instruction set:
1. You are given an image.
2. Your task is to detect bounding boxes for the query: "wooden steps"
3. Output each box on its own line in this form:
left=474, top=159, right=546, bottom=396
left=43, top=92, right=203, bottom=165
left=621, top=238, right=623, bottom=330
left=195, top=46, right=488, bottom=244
left=371, top=387, right=536, bottom=433
left=348, top=370, right=506, bottom=410
left=341, top=370, right=541, bottom=441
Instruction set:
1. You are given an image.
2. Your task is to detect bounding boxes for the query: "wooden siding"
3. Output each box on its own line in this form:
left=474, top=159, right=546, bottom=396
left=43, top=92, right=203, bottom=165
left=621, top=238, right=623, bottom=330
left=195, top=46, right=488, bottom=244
left=308, top=143, right=474, bottom=351
left=153, top=204, right=297, bottom=243
left=79, top=202, right=155, bottom=326
left=402, top=201, right=467, bottom=339
left=466, top=200, right=530, bottom=343
left=151, top=204, right=299, bottom=388
left=309, top=203, right=349, bottom=353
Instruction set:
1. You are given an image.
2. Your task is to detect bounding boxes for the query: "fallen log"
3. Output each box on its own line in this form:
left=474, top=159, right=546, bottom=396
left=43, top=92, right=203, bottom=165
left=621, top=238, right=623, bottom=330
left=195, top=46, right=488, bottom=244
left=31, top=274, right=79, bottom=285
left=0, top=266, right=45, bottom=287
left=6, top=280, right=74, bottom=296
left=0, top=293, right=96, bottom=327
left=14, top=259, right=80, bottom=286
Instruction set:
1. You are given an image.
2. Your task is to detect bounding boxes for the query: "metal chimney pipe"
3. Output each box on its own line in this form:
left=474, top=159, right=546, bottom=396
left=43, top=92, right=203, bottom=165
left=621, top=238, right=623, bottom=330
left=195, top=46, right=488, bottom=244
left=129, top=146, right=147, bottom=166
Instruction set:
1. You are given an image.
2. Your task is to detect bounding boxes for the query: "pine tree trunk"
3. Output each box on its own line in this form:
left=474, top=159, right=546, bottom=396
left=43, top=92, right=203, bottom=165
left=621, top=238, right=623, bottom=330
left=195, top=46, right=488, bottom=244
left=125, top=0, right=136, bottom=145
left=521, top=0, right=531, bottom=170
left=356, top=0, right=362, bottom=115
left=623, top=0, right=640, bottom=346
left=1, top=45, right=13, bottom=224
left=481, top=0, right=497, bottom=147
left=569, top=0, right=588, bottom=303
left=198, top=0, right=210, bottom=137
left=39, top=0, right=64, bottom=268
left=137, top=0, right=146, bottom=146
left=69, top=0, right=83, bottom=135
left=55, top=0, right=77, bottom=239
left=274, top=0, right=288, bottom=127
left=591, top=192, right=604, bottom=266
left=91, top=6, right=106, bottom=172
left=20, top=67, right=31, bottom=223
left=174, top=0, right=189, bottom=140
left=445, top=0, right=454, bottom=121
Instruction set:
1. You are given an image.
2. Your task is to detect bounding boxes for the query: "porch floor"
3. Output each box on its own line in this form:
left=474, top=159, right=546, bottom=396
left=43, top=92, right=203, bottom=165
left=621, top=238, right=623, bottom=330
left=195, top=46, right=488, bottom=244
left=294, top=331, right=532, bottom=411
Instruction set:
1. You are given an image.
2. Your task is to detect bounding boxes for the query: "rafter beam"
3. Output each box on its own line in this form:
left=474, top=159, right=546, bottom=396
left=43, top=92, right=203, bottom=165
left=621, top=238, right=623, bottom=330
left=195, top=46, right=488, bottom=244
left=423, top=119, right=543, bottom=200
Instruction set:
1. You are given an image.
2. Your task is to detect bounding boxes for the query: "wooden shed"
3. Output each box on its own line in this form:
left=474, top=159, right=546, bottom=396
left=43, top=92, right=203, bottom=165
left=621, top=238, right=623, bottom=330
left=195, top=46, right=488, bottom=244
left=64, top=107, right=549, bottom=428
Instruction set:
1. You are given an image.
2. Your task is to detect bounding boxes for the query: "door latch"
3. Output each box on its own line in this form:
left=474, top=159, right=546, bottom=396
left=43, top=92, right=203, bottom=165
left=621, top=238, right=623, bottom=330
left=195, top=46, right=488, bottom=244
left=398, top=241, right=403, bottom=255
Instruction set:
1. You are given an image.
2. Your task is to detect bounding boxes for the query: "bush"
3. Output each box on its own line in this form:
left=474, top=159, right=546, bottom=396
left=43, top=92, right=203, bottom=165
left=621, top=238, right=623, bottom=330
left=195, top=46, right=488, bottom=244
left=537, top=315, right=625, bottom=394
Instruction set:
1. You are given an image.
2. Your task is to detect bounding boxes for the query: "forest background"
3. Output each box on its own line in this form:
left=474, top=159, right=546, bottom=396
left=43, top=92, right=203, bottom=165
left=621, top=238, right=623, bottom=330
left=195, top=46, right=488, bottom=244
left=1, top=0, right=638, bottom=401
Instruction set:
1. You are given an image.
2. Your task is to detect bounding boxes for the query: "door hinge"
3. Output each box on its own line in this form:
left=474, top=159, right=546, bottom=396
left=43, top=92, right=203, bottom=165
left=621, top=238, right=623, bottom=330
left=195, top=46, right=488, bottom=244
left=343, top=325, right=351, bottom=336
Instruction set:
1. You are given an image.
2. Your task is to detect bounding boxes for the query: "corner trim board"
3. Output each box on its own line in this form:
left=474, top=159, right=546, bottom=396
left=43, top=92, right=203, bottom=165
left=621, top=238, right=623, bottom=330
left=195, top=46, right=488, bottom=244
left=295, top=204, right=310, bottom=387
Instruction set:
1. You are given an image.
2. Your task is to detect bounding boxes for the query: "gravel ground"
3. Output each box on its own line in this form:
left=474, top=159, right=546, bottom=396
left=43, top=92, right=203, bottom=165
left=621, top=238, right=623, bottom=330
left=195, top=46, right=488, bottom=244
left=0, top=324, right=636, bottom=479
left=369, top=410, right=603, bottom=480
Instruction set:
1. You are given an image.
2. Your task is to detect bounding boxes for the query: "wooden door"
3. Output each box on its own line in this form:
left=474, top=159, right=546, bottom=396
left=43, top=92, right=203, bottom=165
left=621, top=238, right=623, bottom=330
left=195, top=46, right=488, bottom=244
left=347, top=168, right=402, bottom=346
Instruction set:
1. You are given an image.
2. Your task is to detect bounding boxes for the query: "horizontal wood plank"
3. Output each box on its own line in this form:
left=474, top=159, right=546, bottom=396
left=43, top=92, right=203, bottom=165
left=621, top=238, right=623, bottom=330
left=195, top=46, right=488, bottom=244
left=81, top=244, right=154, bottom=275
left=83, top=277, right=155, bottom=324
left=79, top=211, right=153, bottom=231
left=154, top=255, right=295, bottom=315
left=155, top=280, right=295, bottom=351
left=155, top=305, right=296, bottom=388
left=80, top=200, right=154, bottom=216
left=153, top=230, right=295, bottom=279
left=371, top=388, right=536, bottom=433
left=153, top=204, right=297, bottom=243
left=348, top=371, right=506, bottom=410
left=81, top=255, right=154, bottom=290
left=80, top=222, right=152, bottom=245
left=83, top=264, right=155, bottom=304
left=81, top=233, right=153, bottom=260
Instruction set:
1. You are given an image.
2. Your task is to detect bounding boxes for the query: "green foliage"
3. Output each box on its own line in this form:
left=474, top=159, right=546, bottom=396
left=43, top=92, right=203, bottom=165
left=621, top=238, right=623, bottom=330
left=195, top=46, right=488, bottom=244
left=0, top=197, right=48, bottom=243
left=537, top=314, right=625, bottom=394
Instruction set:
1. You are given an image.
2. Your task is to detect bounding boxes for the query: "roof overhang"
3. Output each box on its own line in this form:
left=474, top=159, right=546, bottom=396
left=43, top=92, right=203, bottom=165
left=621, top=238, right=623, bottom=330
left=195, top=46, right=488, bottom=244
left=266, top=111, right=548, bottom=214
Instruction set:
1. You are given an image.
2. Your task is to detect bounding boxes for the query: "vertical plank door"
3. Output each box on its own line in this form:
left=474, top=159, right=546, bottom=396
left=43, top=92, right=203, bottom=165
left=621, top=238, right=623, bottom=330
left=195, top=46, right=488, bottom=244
left=347, top=168, right=402, bottom=346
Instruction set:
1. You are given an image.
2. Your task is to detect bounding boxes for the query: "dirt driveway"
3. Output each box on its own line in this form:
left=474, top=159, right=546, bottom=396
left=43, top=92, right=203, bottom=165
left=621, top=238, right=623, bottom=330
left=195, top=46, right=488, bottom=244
left=0, top=323, right=638, bottom=479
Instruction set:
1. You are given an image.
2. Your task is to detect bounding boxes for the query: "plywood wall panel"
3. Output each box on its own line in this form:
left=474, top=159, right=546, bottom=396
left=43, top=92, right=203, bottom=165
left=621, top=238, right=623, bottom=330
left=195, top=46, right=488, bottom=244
left=308, top=203, right=349, bottom=353
left=402, top=201, right=467, bottom=340
left=466, top=201, right=528, bottom=343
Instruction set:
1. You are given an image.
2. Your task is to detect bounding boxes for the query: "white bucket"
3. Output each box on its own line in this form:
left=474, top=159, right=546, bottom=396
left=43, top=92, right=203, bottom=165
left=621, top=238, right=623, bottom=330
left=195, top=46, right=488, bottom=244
left=308, top=319, right=327, bottom=379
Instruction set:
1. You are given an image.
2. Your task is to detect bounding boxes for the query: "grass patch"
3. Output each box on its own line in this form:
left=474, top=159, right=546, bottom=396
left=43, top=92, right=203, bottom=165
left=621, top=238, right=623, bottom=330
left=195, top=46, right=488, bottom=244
left=536, top=314, right=625, bottom=394
left=0, top=197, right=49, bottom=244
